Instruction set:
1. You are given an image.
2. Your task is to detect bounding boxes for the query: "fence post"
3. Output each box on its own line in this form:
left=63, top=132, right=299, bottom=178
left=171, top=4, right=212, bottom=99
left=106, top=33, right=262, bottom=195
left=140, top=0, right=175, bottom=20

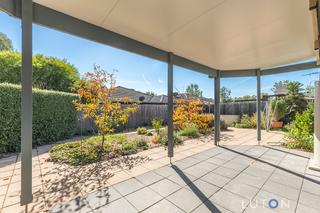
left=21, top=0, right=33, bottom=206
left=167, top=52, right=174, bottom=158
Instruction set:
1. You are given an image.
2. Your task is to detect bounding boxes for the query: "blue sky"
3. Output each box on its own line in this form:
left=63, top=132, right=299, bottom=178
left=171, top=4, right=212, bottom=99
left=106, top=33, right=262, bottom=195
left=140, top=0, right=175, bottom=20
left=1, top=12, right=318, bottom=98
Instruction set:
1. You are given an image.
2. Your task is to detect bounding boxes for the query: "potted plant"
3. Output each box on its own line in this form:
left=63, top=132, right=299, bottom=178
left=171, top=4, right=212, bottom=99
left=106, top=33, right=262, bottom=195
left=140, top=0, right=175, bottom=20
left=271, top=99, right=287, bottom=128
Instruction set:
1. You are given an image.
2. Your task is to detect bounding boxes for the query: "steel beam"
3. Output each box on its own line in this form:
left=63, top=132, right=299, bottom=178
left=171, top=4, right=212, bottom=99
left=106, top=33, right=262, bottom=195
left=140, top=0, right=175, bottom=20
left=173, top=55, right=217, bottom=76
left=220, top=61, right=319, bottom=77
left=167, top=52, right=174, bottom=158
left=260, top=61, right=318, bottom=76
left=0, top=0, right=16, bottom=15
left=20, top=0, right=33, bottom=206
left=214, top=71, right=221, bottom=145
left=220, top=69, right=257, bottom=78
left=256, top=70, right=262, bottom=143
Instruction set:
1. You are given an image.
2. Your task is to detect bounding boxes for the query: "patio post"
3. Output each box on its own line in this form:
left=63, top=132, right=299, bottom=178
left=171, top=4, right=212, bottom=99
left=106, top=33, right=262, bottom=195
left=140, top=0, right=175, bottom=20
left=20, top=0, right=33, bottom=206
left=214, top=70, right=221, bottom=145
left=309, top=81, right=320, bottom=171
left=167, top=52, right=174, bottom=158
left=256, top=69, right=261, bottom=143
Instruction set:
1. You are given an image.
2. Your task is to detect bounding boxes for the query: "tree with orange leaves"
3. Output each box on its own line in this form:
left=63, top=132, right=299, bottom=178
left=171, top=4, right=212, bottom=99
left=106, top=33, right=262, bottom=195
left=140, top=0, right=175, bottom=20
left=173, top=98, right=212, bottom=132
left=73, top=65, right=137, bottom=148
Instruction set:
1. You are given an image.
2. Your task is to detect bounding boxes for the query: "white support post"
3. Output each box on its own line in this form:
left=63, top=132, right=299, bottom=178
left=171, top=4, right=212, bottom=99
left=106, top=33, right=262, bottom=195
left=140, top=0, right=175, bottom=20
left=21, top=0, right=33, bottom=206
left=309, top=81, right=320, bottom=171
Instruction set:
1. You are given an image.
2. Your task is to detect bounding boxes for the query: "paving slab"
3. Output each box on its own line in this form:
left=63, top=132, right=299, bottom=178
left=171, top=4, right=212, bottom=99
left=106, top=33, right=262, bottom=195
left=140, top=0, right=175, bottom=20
left=192, top=201, right=232, bottom=213
left=262, top=180, right=300, bottom=201
left=94, top=198, right=137, bottom=213
left=224, top=180, right=260, bottom=200
left=113, top=178, right=144, bottom=196
left=125, top=187, right=162, bottom=211
left=296, top=203, right=319, bottom=213
left=200, top=172, right=231, bottom=188
left=135, top=171, right=163, bottom=186
left=166, top=171, right=197, bottom=187
left=166, top=187, right=203, bottom=212
left=51, top=197, right=92, bottom=213
left=210, top=189, right=249, bottom=213
left=185, top=179, right=220, bottom=198
left=298, top=190, right=320, bottom=210
left=212, top=166, right=240, bottom=179
left=154, top=165, right=176, bottom=177
left=84, top=187, right=121, bottom=210
left=142, top=199, right=184, bottom=213
left=148, top=178, right=181, bottom=197
left=251, top=190, right=297, bottom=213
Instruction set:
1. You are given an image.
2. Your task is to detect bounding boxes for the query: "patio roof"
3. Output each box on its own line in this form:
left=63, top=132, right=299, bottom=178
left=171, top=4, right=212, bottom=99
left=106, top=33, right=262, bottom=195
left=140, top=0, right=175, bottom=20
left=0, top=0, right=318, bottom=76
left=33, top=0, right=315, bottom=71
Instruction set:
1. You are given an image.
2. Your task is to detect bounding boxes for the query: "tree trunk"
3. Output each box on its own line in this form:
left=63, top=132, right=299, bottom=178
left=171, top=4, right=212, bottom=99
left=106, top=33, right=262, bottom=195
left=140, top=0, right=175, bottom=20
left=102, top=134, right=105, bottom=148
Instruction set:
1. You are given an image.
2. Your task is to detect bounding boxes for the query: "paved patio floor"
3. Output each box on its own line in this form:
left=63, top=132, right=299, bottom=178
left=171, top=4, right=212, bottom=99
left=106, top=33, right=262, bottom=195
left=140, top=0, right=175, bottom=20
left=1, top=128, right=320, bottom=213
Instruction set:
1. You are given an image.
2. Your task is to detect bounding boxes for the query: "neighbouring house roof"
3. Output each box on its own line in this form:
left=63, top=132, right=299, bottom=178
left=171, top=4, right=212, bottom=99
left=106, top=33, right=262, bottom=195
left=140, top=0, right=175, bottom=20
left=113, top=86, right=153, bottom=102
left=113, top=86, right=214, bottom=104
left=113, top=86, right=168, bottom=103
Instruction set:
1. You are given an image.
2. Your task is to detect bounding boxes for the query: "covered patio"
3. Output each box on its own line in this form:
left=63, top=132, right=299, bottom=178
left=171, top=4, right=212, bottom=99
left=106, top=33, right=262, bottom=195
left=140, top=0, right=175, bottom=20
left=0, top=0, right=320, bottom=212
left=2, top=128, right=320, bottom=213
left=50, top=133, right=318, bottom=213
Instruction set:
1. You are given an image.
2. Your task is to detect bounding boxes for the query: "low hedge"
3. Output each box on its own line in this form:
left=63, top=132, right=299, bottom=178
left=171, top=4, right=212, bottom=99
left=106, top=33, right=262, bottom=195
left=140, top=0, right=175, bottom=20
left=0, top=83, right=78, bottom=153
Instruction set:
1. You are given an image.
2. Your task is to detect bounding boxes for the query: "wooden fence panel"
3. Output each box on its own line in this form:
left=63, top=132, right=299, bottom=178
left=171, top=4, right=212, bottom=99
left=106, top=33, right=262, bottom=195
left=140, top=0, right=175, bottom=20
left=76, top=101, right=267, bottom=133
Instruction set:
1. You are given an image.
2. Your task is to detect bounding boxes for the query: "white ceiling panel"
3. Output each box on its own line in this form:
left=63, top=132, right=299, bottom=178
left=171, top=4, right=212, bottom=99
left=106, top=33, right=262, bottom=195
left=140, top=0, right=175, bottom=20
left=34, top=0, right=118, bottom=25
left=34, top=0, right=315, bottom=71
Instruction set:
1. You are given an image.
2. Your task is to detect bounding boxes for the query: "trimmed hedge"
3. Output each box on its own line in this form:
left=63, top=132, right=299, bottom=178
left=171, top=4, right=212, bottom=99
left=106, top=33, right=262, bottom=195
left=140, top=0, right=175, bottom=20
left=0, top=83, right=78, bottom=153
left=0, top=51, right=79, bottom=92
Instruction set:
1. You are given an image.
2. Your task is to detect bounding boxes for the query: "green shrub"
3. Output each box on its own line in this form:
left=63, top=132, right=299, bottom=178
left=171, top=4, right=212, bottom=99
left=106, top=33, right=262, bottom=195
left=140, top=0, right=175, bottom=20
left=48, top=134, right=131, bottom=165
left=85, top=134, right=128, bottom=145
left=159, top=129, right=183, bottom=146
left=49, top=141, right=100, bottom=165
left=211, top=119, right=228, bottom=131
left=270, top=98, right=287, bottom=121
left=136, top=127, right=148, bottom=135
left=0, top=51, right=79, bottom=92
left=178, top=125, right=201, bottom=138
left=152, top=119, right=162, bottom=135
left=234, top=114, right=255, bottom=128
left=146, top=131, right=153, bottom=136
left=0, top=83, right=78, bottom=153
left=135, top=138, right=149, bottom=150
left=121, top=141, right=138, bottom=155
left=234, top=113, right=265, bottom=129
left=285, top=104, right=314, bottom=152
left=220, top=120, right=228, bottom=131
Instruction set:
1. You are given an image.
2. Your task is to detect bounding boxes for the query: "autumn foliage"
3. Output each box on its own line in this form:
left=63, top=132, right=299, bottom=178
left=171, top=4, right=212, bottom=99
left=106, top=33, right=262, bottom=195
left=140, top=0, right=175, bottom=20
left=173, top=99, right=212, bottom=132
left=73, top=65, right=137, bottom=146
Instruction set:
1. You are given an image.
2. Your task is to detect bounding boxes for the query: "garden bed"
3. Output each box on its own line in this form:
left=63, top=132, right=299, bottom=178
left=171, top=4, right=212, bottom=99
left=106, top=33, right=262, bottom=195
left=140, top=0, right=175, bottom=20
left=48, top=126, right=207, bottom=166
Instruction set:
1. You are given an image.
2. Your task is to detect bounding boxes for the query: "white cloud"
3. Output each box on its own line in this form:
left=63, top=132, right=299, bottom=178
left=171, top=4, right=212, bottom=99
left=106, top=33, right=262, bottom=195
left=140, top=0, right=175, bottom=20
left=142, top=74, right=151, bottom=87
